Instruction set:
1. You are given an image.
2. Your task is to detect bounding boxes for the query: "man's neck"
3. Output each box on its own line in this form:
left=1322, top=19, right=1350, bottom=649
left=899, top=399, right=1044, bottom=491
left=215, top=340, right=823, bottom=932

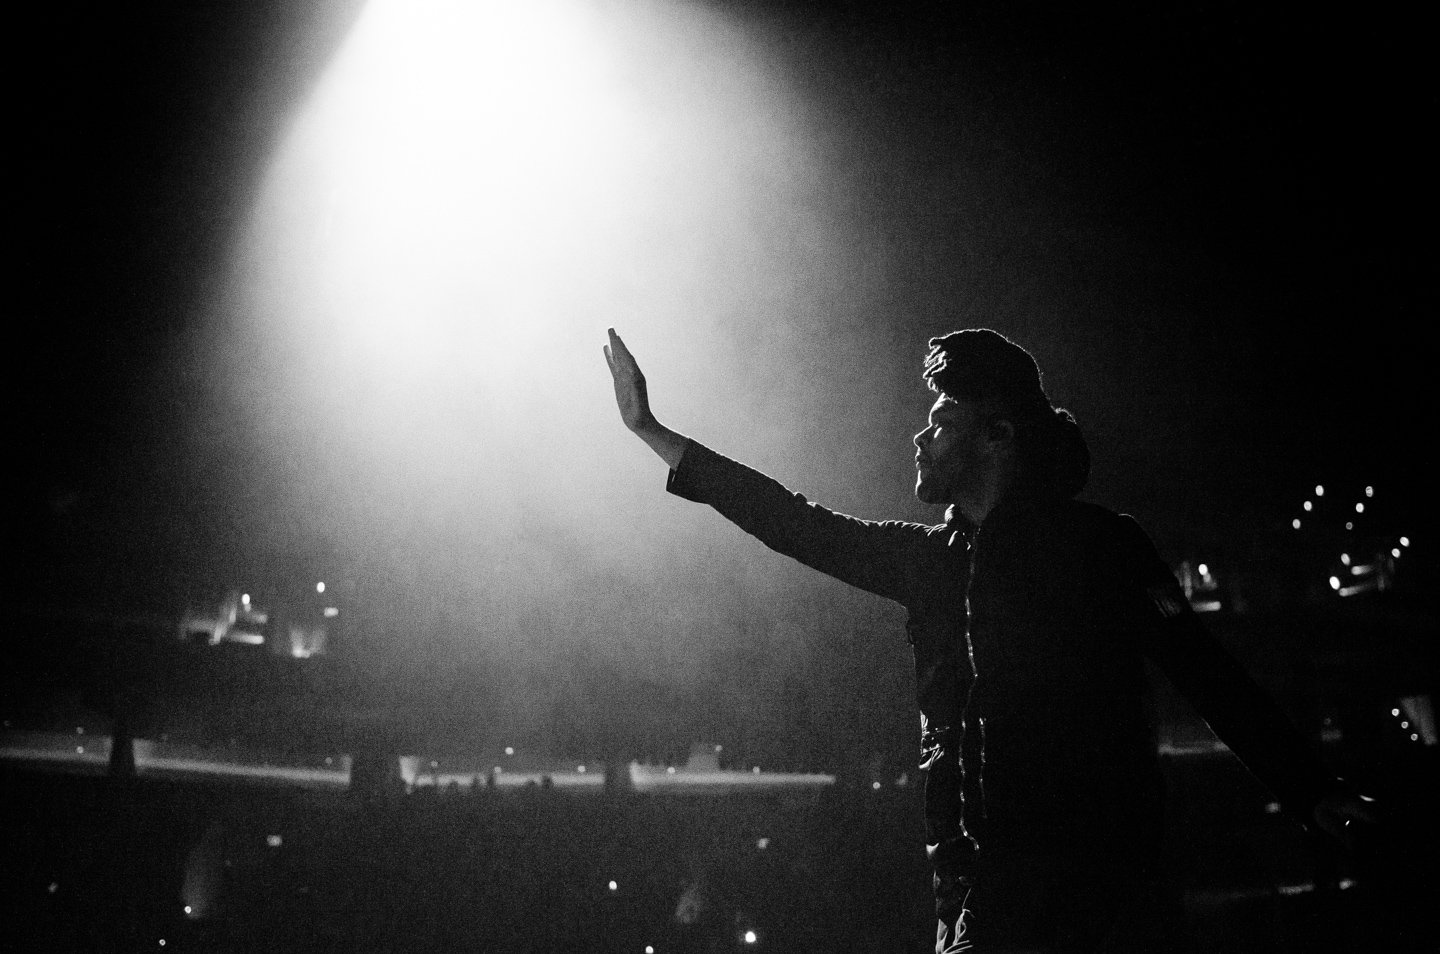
left=954, top=464, right=1017, bottom=527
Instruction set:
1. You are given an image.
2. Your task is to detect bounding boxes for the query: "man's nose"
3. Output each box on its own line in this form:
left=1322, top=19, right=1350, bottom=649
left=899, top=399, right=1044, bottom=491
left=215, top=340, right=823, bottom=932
left=914, top=428, right=930, bottom=449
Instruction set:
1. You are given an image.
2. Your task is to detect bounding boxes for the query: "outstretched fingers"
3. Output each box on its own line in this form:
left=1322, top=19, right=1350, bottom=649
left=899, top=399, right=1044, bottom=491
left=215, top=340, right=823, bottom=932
left=607, top=328, right=632, bottom=370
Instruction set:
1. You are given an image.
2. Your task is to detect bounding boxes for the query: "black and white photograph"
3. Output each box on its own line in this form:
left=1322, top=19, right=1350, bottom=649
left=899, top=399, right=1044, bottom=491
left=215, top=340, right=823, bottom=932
left=9, top=1, right=1435, bottom=951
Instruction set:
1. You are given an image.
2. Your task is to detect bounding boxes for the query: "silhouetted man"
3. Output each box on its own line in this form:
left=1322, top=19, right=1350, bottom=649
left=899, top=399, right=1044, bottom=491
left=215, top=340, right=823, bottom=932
left=604, top=327, right=1372, bottom=952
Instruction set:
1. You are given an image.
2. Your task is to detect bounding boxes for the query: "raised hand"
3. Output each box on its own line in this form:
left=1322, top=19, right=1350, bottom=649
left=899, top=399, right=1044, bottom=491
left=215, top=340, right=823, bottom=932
left=603, top=328, right=654, bottom=433
left=603, top=328, right=687, bottom=469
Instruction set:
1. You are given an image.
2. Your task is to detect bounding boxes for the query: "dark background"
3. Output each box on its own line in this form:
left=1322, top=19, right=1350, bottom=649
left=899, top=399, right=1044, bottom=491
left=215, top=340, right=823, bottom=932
left=13, top=0, right=1432, bottom=607
left=6, top=2, right=1436, bottom=951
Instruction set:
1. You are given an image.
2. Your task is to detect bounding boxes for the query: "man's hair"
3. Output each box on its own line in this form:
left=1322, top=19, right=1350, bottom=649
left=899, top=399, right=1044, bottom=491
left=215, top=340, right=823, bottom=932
left=923, top=329, right=1091, bottom=499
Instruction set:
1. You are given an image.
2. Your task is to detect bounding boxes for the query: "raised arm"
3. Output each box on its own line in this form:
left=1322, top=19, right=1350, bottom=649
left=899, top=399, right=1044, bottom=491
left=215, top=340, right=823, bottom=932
left=602, top=329, right=954, bottom=607
left=604, top=328, right=687, bottom=470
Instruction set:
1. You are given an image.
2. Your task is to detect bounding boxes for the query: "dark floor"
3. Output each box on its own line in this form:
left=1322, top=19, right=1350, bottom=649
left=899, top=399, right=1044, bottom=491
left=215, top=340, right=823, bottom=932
left=6, top=751, right=1436, bottom=954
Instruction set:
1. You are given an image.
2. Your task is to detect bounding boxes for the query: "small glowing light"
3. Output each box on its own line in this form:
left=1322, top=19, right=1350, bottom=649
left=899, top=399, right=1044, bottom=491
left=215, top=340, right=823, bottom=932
left=1401, top=721, right=1410, bottom=729
left=714, top=744, right=723, bottom=752
left=1340, top=553, right=1351, bottom=565
left=1365, top=486, right=1374, bottom=497
left=267, top=835, right=283, bottom=848
left=325, top=756, right=333, bottom=765
left=504, top=746, right=514, bottom=756
left=184, top=906, right=192, bottom=915
left=76, top=726, right=85, bottom=735
left=608, top=880, right=618, bottom=891
left=1264, top=801, right=1281, bottom=814
left=577, top=765, right=586, bottom=773
left=159, top=941, right=166, bottom=948
left=666, top=766, right=676, bottom=775
left=48, top=882, right=58, bottom=894
left=871, top=781, right=881, bottom=790
left=646, top=947, right=655, bottom=954
left=1392, top=548, right=1401, bottom=558
left=1197, top=563, right=1209, bottom=577
left=323, top=606, right=339, bottom=617
left=316, top=581, right=326, bottom=593
left=744, top=930, right=757, bottom=944
left=1355, top=503, right=1365, bottom=514
left=1400, top=536, right=1410, bottom=547
left=1328, top=577, right=1341, bottom=591
left=1315, top=485, right=1325, bottom=497
left=1412, top=734, right=1420, bottom=742
left=1292, top=519, right=1302, bottom=530
left=76, top=746, right=84, bottom=754
left=1338, top=878, right=1356, bottom=891
left=752, top=766, right=761, bottom=774
left=1303, top=501, right=1313, bottom=512
left=493, top=766, right=502, bottom=774
left=1346, top=522, right=1354, bottom=530
left=1392, top=708, right=1402, bottom=716
left=242, top=593, right=250, bottom=605
left=757, top=837, right=769, bottom=849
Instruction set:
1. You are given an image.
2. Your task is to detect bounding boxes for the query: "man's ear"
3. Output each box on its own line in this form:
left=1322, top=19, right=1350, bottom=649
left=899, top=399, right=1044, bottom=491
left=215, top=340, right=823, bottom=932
left=986, top=417, right=1015, bottom=445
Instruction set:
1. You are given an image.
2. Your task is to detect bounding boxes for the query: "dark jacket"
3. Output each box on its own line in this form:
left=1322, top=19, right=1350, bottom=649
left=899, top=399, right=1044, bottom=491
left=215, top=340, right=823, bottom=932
left=666, top=439, right=1335, bottom=913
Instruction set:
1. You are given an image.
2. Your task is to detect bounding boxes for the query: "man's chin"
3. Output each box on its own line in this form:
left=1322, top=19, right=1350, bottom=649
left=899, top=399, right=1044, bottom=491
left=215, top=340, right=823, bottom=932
left=914, top=477, right=949, bottom=505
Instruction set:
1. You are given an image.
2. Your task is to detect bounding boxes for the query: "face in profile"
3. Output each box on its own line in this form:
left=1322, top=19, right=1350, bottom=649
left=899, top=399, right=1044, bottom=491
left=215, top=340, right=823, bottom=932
left=912, top=395, right=986, bottom=505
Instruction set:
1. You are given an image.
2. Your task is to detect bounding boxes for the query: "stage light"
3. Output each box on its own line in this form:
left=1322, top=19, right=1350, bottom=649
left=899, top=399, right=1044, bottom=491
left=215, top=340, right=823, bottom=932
left=1293, top=519, right=1302, bottom=530
left=756, top=837, right=768, bottom=849
left=1366, top=486, right=1374, bottom=497
left=1303, top=501, right=1312, bottom=511
left=504, top=746, right=514, bottom=756
left=744, top=930, right=757, bottom=944
left=872, top=781, right=881, bottom=790
left=1392, top=548, right=1401, bottom=558
left=1341, top=553, right=1350, bottom=565
left=316, top=581, right=326, bottom=593
left=1393, top=708, right=1402, bottom=716
left=1355, top=503, right=1365, bottom=514
left=1329, top=577, right=1341, bottom=591
left=1400, top=536, right=1410, bottom=547
left=267, top=835, right=283, bottom=848
left=1315, top=485, right=1325, bottom=496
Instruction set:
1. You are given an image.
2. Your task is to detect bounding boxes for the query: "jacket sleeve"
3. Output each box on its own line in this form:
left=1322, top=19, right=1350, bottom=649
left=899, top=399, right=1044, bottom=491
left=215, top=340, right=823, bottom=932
left=1113, top=515, right=1337, bottom=826
left=665, top=439, right=949, bottom=608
